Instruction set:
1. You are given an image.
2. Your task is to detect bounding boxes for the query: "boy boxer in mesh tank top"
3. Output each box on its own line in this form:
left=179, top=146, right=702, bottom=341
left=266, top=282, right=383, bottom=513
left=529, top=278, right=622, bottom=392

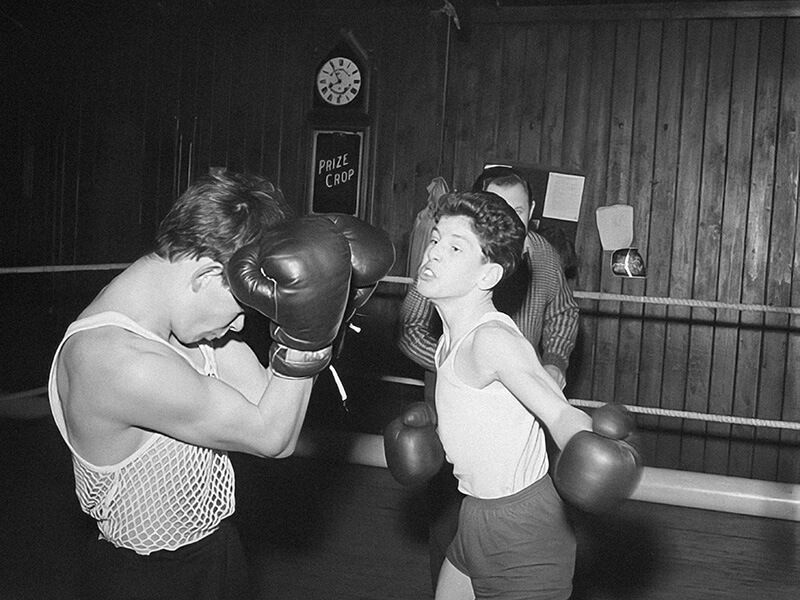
left=49, top=169, right=393, bottom=599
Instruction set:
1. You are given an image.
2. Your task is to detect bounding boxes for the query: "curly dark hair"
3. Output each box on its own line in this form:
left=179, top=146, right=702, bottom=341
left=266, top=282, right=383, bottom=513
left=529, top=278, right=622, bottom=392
left=433, top=190, right=526, bottom=283
left=154, top=169, right=293, bottom=267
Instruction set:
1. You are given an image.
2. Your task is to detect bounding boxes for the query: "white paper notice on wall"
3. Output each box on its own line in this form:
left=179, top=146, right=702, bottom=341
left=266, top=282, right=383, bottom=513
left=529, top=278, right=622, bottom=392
left=542, top=173, right=584, bottom=222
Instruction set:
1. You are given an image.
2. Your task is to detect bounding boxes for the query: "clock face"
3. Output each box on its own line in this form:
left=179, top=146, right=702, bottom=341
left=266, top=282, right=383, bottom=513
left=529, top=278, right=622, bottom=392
left=316, top=57, right=362, bottom=106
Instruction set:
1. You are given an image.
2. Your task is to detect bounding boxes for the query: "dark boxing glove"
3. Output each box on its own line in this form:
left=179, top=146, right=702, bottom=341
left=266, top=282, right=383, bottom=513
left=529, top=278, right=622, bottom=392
left=226, top=217, right=352, bottom=378
left=384, top=402, right=445, bottom=487
left=553, top=403, right=643, bottom=513
left=319, top=214, right=396, bottom=355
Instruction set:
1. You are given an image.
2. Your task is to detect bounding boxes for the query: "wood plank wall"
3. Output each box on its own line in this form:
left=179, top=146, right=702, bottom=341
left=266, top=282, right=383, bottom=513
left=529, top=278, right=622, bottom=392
left=3, top=2, right=800, bottom=483
left=440, top=5, right=800, bottom=484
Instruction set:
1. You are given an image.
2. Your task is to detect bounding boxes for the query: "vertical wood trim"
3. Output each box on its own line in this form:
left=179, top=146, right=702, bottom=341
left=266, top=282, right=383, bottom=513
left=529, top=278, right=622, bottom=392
left=775, top=19, right=800, bottom=484
left=732, top=18, right=785, bottom=478
left=643, top=19, right=684, bottom=469
left=615, top=20, right=662, bottom=432
left=496, top=25, right=527, bottom=163
left=518, top=24, right=549, bottom=166
left=684, top=19, right=736, bottom=472
left=474, top=23, right=504, bottom=178
left=570, top=21, right=615, bottom=405
left=593, top=20, right=638, bottom=406
left=540, top=22, right=570, bottom=166
left=663, top=19, right=711, bottom=469
left=562, top=21, right=593, bottom=172
left=707, top=19, right=759, bottom=475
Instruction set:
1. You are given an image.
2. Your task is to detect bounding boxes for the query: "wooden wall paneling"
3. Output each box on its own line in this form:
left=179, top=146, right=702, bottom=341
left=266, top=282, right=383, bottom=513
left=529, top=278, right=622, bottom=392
left=614, top=20, right=662, bottom=428
left=593, top=20, right=638, bottom=406
left=54, top=48, right=87, bottom=266
left=391, top=9, right=447, bottom=264
left=410, top=11, right=449, bottom=236
left=188, top=23, right=214, bottom=177
left=755, top=17, right=797, bottom=482
left=205, top=28, right=235, bottom=173
left=775, top=18, right=800, bottom=484
left=234, top=23, right=271, bottom=176
left=372, top=12, right=403, bottom=258
left=560, top=21, right=593, bottom=401
left=218, top=26, right=249, bottom=173
left=256, top=22, right=287, bottom=182
left=495, top=25, right=528, bottom=164
left=81, top=36, right=147, bottom=264
left=732, top=18, right=784, bottom=479
left=539, top=22, right=570, bottom=167
left=643, top=19, right=684, bottom=470
left=473, top=23, right=504, bottom=184
left=561, top=21, right=593, bottom=172
left=517, top=24, right=549, bottom=166
left=137, top=27, right=167, bottom=247
left=707, top=19, right=759, bottom=476
left=275, top=22, right=310, bottom=213
left=661, top=19, right=711, bottom=470
left=56, top=70, right=82, bottom=267
left=683, top=19, right=736, bottom=472
left=436, top=14, right=459, bottom=202
left=446, top=24, right=490, bottom=191
left=569, top=22, right=615, bottom=406
left=138, top=25, right=177, bottom=233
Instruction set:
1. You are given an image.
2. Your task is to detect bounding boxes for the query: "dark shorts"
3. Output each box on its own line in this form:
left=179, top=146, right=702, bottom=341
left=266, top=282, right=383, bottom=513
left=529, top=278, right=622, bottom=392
left=446, top=475, right=576, bottom=600
left=81, top=520, right=253, bottom=600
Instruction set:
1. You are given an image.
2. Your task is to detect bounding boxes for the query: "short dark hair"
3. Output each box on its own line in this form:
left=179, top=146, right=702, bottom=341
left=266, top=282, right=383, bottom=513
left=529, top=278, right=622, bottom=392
left=471, top=165, right=532, bottom=204
left=433, top=190, right=525, bottom=283
left=154, top=169, right=293, bottom=267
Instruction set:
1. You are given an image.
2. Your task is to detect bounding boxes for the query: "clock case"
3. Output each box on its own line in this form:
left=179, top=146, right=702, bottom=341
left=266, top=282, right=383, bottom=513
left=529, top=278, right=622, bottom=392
left=310, top=35, right=370, bottom=127
left=306, top=30, right=374, bottom=219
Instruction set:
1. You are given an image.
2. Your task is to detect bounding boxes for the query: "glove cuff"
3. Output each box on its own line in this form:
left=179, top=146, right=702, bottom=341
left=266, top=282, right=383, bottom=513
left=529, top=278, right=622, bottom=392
left=270, top=344, right=332, bottom=379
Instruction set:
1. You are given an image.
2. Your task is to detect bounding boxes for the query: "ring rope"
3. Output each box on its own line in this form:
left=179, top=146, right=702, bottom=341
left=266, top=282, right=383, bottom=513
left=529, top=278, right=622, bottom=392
left=572, top=291, right=800, bottom=316
left=5, top=383, right=799, bottom=431
left=570, top=399, right=800, bottom=431
left=383, top=275, right=800, bottom=315
left=0, top=263, right=130, bottom=275
left=3, top=268, right=799, bottom=316
left=0, top=387, right=48, bottom=402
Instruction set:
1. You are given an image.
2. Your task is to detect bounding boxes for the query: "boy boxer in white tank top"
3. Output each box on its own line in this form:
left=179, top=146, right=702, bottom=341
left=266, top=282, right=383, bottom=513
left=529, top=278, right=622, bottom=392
left=417, top=190, right=593, bottom=600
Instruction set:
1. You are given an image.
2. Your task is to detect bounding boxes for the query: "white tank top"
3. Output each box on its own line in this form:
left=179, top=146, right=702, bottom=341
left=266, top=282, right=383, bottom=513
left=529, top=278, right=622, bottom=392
left=48, top=311, right=235, bottom=555
left=434, top=311, right=548, bottom=499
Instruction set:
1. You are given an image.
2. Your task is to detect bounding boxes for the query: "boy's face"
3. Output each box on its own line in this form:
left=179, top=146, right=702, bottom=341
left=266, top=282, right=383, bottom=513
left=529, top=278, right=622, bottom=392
left=417, top=215, right=495, bottom=300
left=175, top=264, right=246, bottom=345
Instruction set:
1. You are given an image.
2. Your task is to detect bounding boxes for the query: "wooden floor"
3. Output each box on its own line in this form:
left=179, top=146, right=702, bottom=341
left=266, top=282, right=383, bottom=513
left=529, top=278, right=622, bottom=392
left=2, top=412, right=800, bottom=600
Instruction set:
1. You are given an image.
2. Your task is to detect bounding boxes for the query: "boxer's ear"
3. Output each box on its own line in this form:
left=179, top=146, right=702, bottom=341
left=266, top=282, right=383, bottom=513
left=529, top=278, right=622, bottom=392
left=190, top=259, right=224, bottom=292
left=477, top=262, right=503, bottom=291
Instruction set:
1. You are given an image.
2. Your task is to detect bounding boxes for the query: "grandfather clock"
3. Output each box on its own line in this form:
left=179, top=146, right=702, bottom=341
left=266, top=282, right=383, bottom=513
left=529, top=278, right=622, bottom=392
left=307, top=31, right=372, bottom=218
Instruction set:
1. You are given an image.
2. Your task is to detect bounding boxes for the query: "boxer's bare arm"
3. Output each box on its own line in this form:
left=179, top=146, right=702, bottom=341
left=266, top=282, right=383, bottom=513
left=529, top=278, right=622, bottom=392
left=58, top=327, right=312, bottom=464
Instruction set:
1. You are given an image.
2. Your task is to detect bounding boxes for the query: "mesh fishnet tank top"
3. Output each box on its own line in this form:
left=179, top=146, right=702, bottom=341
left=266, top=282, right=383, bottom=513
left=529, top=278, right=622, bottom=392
left=48, top=312, right=235, bottom=555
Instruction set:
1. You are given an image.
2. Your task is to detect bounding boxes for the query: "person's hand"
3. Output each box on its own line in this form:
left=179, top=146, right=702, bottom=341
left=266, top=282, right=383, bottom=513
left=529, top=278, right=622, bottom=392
left=553, top=403, right=643, bottom=513
left=226, top=217, right=352, bottom=378
left=543, top=364, right=566, bottom=390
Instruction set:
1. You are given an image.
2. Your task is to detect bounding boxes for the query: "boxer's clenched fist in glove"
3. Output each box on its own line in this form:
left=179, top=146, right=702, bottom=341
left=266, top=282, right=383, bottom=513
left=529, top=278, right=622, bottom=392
left=553, top=403, right=643, bottom=513
left=226, top=217, right=352, bottom=378
left=319, top=214, right=395, bottom=356
left=384, top=402, right=445, bottom=487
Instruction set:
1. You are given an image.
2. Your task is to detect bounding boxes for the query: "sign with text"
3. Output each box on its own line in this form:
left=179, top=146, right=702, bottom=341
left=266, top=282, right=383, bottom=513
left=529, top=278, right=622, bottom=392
left=309, top=129, right=363, bottom=215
